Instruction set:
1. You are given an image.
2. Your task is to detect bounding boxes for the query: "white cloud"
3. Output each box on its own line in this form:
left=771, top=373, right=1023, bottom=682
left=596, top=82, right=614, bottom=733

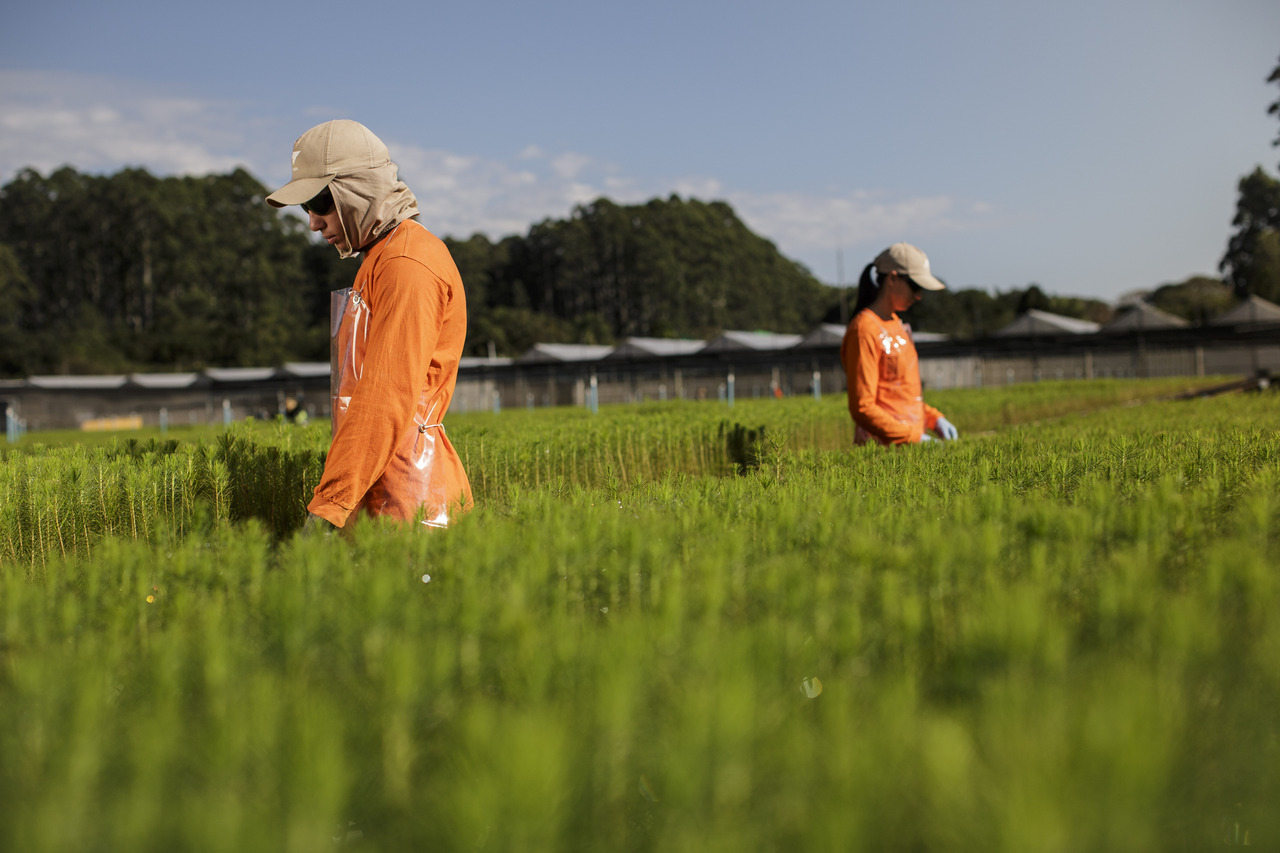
left=0, top=71, right=278, bottom=179
left=730, top=190, right=966, bottom=253
left=550, top=151, right=592, bottom=180
left=0, top=70, right=997, bottom=281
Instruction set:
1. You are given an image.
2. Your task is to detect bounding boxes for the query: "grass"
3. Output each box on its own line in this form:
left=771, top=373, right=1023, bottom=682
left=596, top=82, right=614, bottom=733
left=0, top=378, right=1276, bottom=851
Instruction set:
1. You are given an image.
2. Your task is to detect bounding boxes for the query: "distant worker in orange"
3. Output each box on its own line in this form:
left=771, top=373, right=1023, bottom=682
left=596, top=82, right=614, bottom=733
left=267, top=120, right=473, bottom=529
left=840, top=243, right=958, bottom=446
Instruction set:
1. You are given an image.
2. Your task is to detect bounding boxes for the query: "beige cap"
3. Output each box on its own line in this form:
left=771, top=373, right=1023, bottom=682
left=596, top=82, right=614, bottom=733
left=266, top=120, right=392, bottom=208
left=874, top=242, right=946, bottom=291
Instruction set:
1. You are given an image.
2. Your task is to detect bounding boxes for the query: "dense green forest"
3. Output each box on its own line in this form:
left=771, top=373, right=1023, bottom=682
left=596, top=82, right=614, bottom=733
left=0, top=158, right=1270, bottom=378
left=445, top=195, right=836, bottom=354
left=0, top=167, right=343, bottom=377
left=0, top=168, right=849, bottom=376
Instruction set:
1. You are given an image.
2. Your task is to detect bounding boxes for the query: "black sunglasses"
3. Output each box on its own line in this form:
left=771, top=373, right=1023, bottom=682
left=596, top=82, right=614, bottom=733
left=300, top=187, right=334, bottom=216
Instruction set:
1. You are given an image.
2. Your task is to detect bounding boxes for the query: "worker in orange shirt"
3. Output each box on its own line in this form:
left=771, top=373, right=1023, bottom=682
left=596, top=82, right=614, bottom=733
left=267, top=120, right=473, bottom=528
left=840, top=243, right=958, bottom=446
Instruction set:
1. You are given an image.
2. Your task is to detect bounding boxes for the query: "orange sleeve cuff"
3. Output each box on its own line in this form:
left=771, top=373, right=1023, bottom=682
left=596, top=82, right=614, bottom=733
left=307, top=494, right=353, bottom=528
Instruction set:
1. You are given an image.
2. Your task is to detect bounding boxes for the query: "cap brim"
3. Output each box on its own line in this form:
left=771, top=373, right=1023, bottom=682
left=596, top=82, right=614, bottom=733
left=913, top=271, right=946, bottom=291
left=266, top=175, right=336, bottom=208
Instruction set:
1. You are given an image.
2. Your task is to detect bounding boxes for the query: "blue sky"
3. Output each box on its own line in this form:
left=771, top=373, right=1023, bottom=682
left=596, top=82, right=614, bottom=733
left=2, top=0, right=1277, bottom=301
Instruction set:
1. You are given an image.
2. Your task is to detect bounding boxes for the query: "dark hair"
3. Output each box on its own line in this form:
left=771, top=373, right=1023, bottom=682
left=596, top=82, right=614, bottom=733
left=853, top=263, right=881, bottom=314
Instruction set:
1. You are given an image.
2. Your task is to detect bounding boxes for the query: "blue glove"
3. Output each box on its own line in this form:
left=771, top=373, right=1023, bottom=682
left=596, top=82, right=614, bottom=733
left=935, top=417, right=958, bottom=441
left=303, top=512, right=334, bottom=535
left=919, top=433, right=935, bottom=443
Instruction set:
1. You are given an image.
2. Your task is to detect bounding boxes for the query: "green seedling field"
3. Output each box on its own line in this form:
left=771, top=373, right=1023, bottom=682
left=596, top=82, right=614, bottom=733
left=1, top=378, right=1276, bottom=851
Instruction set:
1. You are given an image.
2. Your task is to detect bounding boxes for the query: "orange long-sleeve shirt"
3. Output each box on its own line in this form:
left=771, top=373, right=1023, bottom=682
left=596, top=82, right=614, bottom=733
left=840, top=309, right=943, bottom=445
left=308, top=220, right=473, bottom=526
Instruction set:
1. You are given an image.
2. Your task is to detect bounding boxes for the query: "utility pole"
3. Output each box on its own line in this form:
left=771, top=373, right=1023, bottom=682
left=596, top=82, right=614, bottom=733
left=838, top=248, right=847, bottom=325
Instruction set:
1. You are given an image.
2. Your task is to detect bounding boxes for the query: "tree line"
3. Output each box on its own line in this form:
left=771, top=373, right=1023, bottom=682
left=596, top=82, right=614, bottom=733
left=446, top=195, right=835, bottom=355
left=0, top=172, right=1105, bottom=378
left=0, top=167, right=345, bottom=377
left=1, top=53, right=1276, bottom=379
left=1216, top=54, right=1280, bottom=306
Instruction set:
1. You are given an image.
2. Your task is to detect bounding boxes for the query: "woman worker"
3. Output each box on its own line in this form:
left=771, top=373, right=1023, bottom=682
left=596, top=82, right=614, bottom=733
left=840, top=242, right=959, bottom=446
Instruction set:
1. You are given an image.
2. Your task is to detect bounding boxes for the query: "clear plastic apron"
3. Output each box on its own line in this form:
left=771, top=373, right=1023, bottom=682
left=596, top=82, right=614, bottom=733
left=330, top=286, right=453, bottom=527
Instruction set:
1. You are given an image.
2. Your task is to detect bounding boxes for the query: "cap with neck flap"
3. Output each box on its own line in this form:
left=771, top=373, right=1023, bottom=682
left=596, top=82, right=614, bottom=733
left=266, top=120, right=391, bottom=208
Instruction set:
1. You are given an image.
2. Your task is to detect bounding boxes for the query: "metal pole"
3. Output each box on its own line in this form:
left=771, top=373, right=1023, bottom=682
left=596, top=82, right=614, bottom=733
left=837, top=248, right=847, bottom=325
